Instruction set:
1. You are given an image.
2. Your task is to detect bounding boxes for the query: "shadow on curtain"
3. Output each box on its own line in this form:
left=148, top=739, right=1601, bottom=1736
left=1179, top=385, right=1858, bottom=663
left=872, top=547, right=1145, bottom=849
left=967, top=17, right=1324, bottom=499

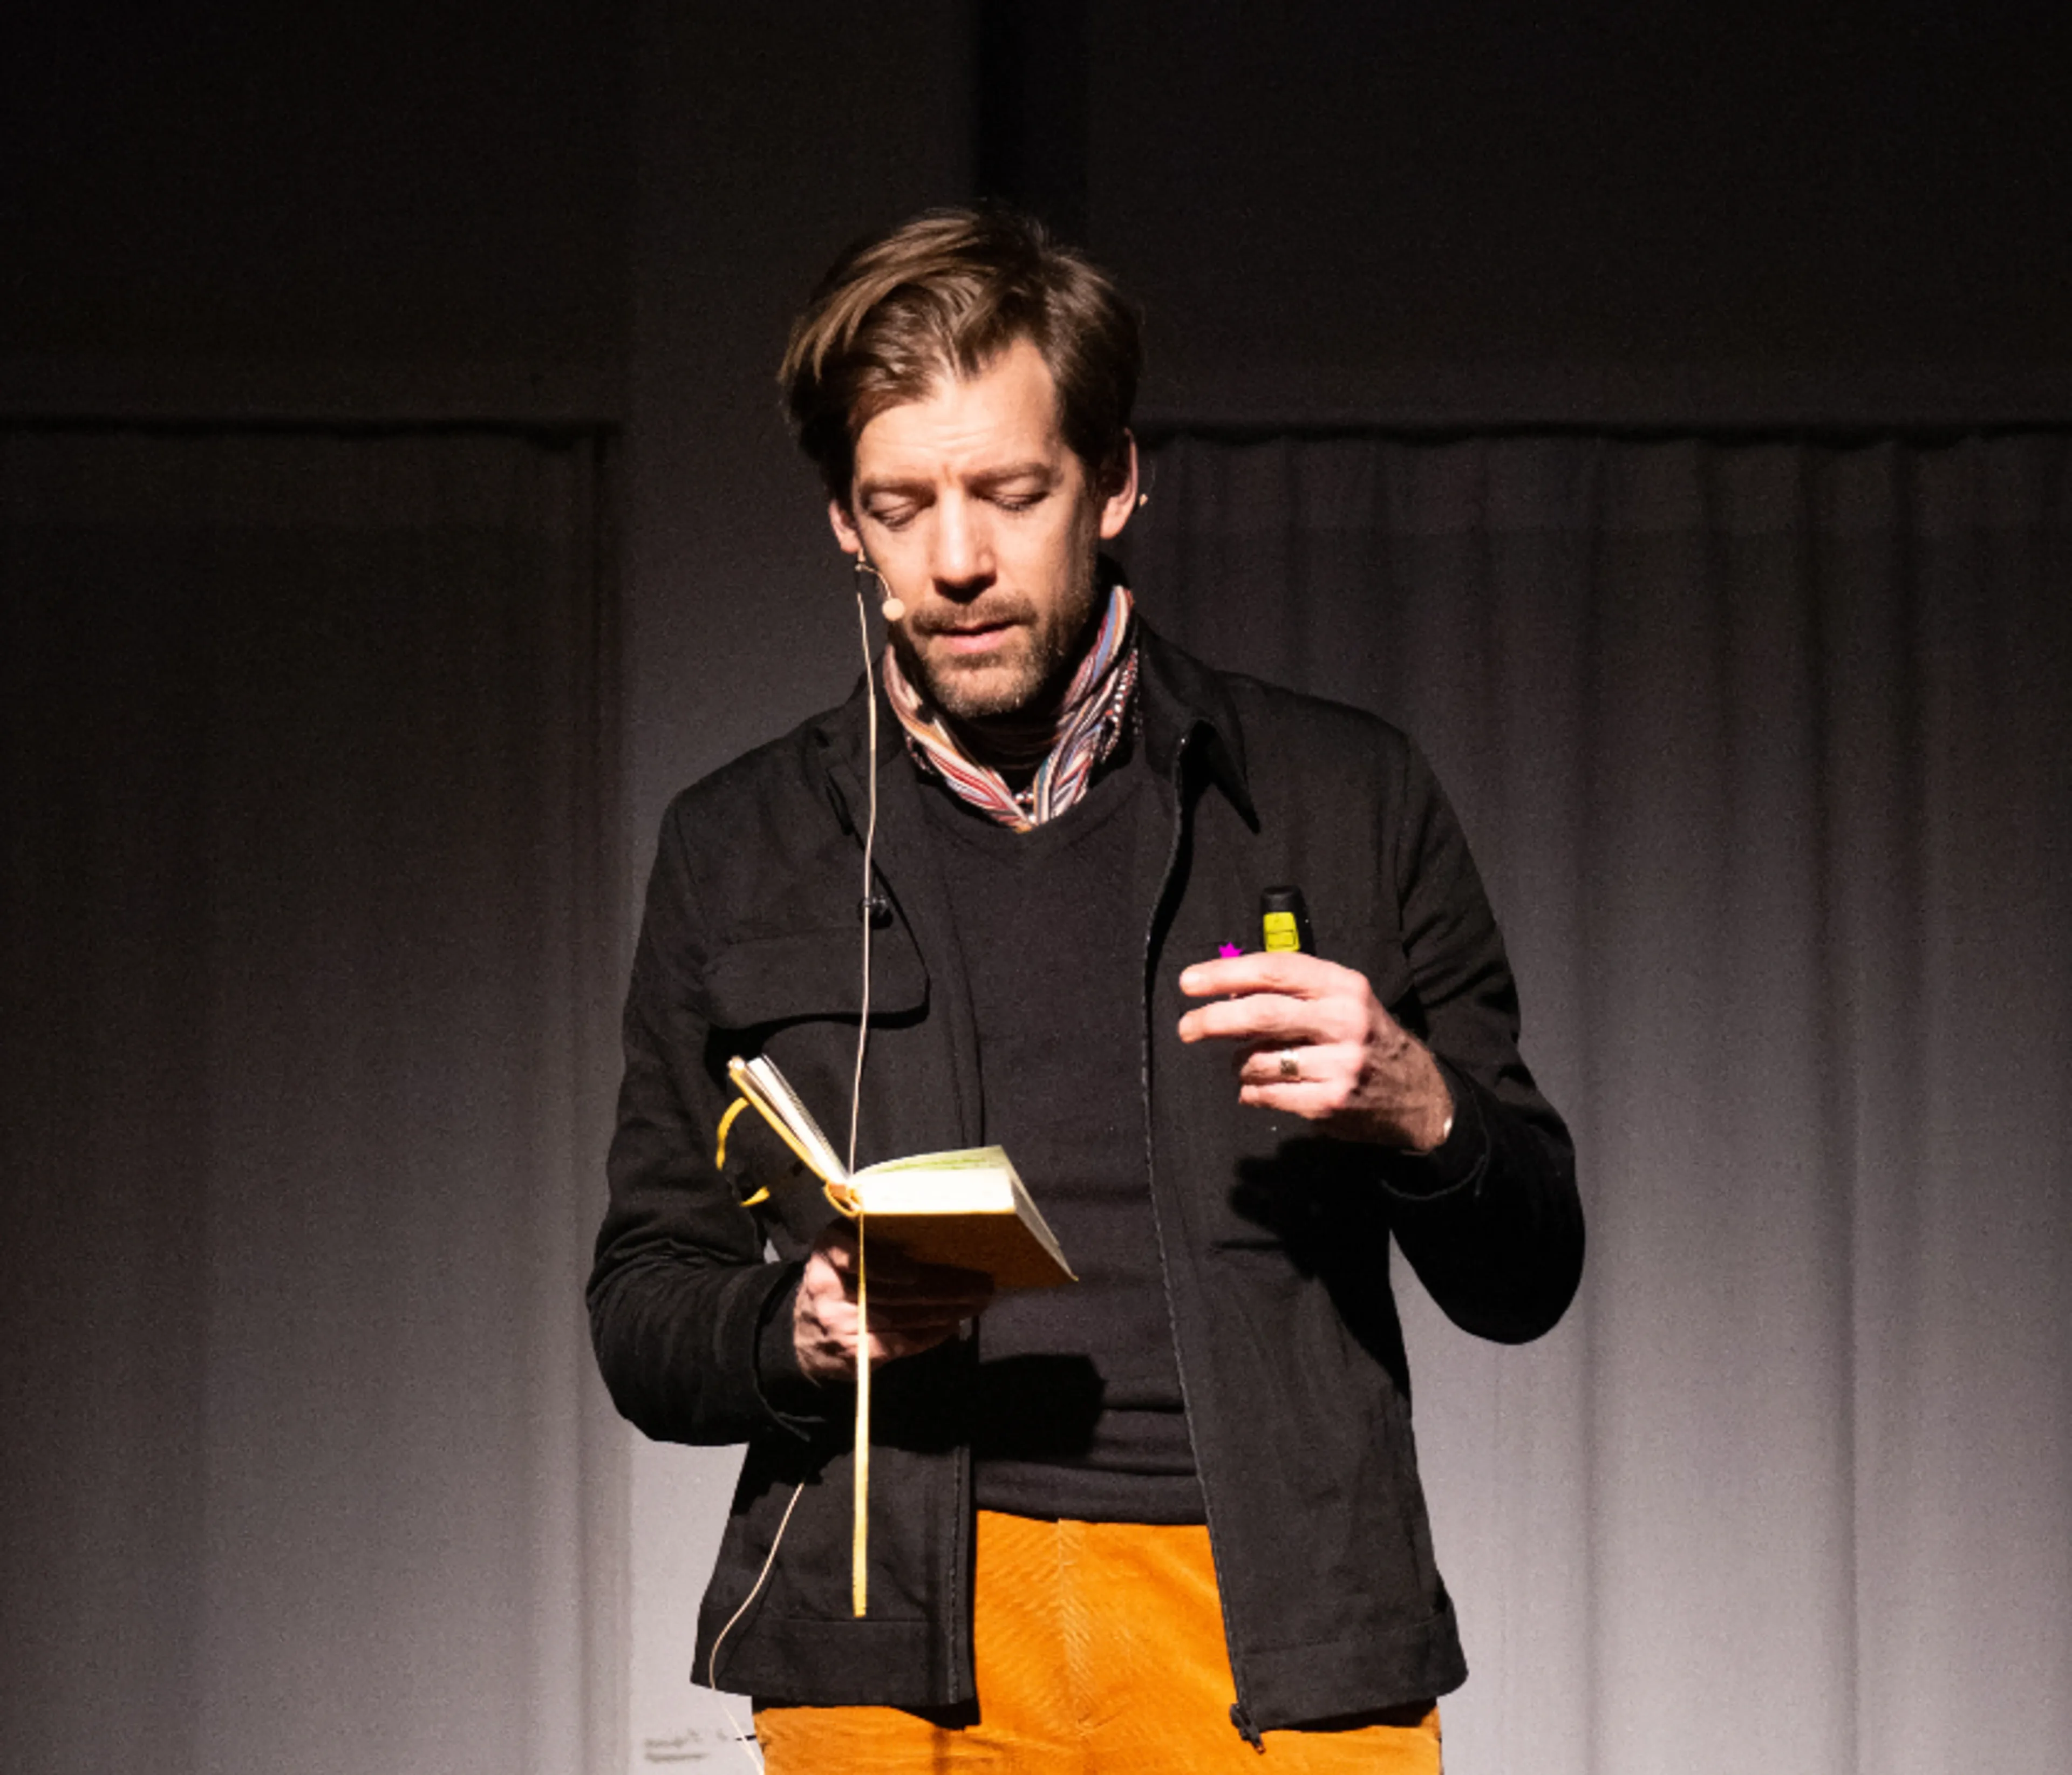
left=1128, top=432, right=2072, bottom=1775
left=1, top=429, right=626, bottom=1775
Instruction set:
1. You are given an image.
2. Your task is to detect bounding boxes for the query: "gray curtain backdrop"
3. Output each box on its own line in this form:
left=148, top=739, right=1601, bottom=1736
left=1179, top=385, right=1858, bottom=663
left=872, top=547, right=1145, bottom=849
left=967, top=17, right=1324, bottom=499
left=0, top=429, right=626, bottom=1775
left=1125, top=432, right=2072, bottom=1775
left=8, top=424, right=2068, bottom=1775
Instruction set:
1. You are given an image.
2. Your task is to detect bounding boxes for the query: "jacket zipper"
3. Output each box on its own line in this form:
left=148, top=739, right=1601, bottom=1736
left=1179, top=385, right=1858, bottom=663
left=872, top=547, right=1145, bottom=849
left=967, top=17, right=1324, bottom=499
left=1140, top=728, right=1264, bottom=1751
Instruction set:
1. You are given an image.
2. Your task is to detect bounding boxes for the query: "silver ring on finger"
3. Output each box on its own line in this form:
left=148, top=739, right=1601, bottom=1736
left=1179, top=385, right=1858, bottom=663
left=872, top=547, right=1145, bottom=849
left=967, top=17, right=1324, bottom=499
left=1277, top=1050, right=1301, bottom=1082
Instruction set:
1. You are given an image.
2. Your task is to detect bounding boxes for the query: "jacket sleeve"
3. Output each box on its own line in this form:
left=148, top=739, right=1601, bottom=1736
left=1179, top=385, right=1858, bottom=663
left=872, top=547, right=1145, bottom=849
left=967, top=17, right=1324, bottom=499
left=1374, top=741, right=1585, bottom=1344
left=586, top=796, right=830, bottom=1446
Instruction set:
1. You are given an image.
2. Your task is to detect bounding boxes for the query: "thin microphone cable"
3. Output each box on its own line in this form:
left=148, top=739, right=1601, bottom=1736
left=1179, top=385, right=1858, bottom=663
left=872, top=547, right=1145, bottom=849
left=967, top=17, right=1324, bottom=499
left=848, top=562, right=882, bottom=1172
left=706, top=1479, right=806, bottom=1770
left=703, top=570, right=887, bottom=1767
left=844, top=563, right=880, bottom=1618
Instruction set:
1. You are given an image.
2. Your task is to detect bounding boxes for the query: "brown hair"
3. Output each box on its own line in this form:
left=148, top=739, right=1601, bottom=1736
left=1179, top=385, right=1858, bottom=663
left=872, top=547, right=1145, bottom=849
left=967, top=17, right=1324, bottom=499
left=779, top=206, right=1142, bottom=503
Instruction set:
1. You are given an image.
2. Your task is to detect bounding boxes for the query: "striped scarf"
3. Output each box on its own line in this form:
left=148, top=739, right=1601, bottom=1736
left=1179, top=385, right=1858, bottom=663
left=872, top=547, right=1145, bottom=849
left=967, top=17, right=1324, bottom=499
left=883, top=584, right=1139, bottom=831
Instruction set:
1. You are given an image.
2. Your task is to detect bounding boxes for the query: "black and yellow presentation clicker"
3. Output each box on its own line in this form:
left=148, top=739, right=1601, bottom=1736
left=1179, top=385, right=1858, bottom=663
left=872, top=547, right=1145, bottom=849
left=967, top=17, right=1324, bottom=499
left=1259, top=885, right=1315, bottom=955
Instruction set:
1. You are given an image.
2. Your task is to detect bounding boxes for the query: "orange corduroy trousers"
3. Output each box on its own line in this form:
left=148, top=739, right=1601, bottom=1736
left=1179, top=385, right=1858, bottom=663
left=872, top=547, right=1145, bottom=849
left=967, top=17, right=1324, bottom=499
left=754, top=1509, right=1442, bottom=1773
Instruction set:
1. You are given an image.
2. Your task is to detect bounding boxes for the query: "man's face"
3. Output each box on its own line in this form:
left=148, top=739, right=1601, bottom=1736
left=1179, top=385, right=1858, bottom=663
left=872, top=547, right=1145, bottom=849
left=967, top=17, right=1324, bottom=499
left=829, top=336, right=1139, bottom=723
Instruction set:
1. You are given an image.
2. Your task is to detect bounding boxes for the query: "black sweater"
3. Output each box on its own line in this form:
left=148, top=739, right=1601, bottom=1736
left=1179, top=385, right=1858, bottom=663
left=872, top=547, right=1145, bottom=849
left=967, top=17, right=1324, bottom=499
left=918, top=746, right=1204, bottom=1523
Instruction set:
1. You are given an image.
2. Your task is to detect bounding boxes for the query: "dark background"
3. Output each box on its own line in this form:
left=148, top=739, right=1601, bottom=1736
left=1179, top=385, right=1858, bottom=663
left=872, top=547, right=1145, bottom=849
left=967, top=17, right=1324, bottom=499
left=8, top=0, right=2069, bottom=819
left=9, top=2, right=2071, bottom=419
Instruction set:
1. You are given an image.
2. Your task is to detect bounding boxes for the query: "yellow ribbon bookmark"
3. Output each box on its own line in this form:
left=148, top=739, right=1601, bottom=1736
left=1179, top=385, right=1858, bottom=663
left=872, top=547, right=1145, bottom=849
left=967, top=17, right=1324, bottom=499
left=851, top=1213, right=869, bottom=1616
left=717, top=1074, right=874, bottom=1617
left=712, top=1097, right=768, bottom=1203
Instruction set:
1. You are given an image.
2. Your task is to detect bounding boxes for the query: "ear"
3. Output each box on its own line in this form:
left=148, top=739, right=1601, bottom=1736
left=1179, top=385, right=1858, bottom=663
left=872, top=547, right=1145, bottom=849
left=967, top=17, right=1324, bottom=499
left=1096, top=433, right=1141, bottom=542
left=828, top=498, right=864, bottom=557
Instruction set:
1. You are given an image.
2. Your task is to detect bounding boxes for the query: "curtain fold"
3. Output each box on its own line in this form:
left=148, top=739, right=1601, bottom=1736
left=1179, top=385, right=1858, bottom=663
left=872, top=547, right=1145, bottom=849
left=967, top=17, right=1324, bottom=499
left=1127, top=432, right=2072, bottom=1775
left=1, top=428, right=625, bottom=1775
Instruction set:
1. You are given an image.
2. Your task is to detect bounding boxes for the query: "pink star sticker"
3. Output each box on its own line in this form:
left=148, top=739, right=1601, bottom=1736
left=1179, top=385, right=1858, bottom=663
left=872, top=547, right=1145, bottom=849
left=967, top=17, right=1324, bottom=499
left=1217, top=942, right=1244, bottom=958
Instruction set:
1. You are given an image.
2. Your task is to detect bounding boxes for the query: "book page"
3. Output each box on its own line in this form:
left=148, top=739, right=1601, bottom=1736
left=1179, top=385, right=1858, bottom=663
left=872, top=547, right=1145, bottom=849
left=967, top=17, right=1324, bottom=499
left=852, top=1150, right=1018, bottom=1215
left=727, top=1054, right=847, bottom=1184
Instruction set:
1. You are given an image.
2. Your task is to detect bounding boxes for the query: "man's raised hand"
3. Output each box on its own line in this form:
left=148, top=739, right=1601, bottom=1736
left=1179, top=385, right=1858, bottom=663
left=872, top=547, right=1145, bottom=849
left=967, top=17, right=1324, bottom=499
left=1176, top=950, right=1454, bottom=1152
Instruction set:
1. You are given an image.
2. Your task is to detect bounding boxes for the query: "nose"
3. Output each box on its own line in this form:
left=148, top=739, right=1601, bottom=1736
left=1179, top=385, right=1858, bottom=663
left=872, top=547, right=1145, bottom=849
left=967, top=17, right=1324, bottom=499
left=929, top=494, right=993, bottom=595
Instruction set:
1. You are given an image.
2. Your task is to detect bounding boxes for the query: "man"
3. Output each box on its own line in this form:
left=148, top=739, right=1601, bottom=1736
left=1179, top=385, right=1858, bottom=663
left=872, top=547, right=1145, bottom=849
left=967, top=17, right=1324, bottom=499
left=590, top=207, right=1583, bottom=1771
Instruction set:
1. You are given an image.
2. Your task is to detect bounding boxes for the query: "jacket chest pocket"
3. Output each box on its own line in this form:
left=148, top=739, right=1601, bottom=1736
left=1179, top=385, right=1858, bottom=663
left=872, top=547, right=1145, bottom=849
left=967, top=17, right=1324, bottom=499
left=700, top=920, right=924, bottom=1021
left=698, top=918, right=927, bottom=1066
left=692, top=921, right=935, bottom=1233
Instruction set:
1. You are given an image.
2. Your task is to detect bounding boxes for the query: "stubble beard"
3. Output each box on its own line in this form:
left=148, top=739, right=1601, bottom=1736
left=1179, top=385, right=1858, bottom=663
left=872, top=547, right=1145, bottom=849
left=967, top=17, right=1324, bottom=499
left=908, top=621, right=1070, bottom=722
left=898, top=565, right=1102, bottom=727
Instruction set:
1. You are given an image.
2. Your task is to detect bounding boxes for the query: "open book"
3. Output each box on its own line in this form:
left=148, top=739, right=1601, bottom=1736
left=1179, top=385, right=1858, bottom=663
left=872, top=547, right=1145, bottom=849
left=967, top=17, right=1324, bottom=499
left=727, top=1054, right=1076, bottom=1290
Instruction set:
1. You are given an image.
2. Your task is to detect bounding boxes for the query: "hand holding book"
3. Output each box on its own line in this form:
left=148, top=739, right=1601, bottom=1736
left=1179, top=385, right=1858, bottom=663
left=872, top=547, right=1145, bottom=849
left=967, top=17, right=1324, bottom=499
left=721, top=1052, right=1076, bottom=1617
left=792, top=1219, right=993, bottom=1383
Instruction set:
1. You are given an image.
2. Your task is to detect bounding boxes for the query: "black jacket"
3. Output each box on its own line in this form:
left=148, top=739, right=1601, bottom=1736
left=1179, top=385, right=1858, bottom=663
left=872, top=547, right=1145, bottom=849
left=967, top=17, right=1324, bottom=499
left=589, top=625, right=1583, bottom=1732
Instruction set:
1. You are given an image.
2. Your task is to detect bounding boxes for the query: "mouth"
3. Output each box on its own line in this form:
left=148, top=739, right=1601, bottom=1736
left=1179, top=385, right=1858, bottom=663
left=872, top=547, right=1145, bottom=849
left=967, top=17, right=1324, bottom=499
left=923, top=616, right=1023, bottom=657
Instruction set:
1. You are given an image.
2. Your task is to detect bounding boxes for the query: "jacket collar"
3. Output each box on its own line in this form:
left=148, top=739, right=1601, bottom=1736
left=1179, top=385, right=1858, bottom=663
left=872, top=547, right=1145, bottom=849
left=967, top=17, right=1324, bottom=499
left=1134, top=623, right=1256, bottom=825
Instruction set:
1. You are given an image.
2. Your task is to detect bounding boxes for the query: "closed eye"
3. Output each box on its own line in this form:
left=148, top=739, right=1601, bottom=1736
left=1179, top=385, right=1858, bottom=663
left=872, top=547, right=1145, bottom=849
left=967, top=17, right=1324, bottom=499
left=980, top=475, right=1053, bottom=512
left=864, top=500, right=919, bottom=530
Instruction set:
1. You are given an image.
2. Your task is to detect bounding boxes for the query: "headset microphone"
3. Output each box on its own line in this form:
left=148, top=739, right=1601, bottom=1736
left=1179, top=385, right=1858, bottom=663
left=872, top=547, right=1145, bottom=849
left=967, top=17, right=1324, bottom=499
left=855, top=556, right=905, bottom=623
